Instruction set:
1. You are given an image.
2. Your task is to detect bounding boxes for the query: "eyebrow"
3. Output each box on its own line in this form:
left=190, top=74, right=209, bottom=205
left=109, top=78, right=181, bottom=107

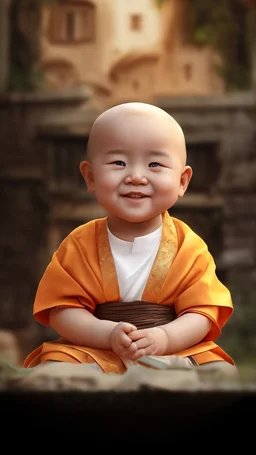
left=147, top=150, right=169, bottom=158
left=105, top=150, right=169, bottom=157
left=105, top=150, right=127, bottom=156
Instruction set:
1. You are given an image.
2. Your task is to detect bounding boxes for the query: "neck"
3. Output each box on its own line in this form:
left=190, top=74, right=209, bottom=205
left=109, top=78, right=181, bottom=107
left=107, top=215, right=162, bottom=241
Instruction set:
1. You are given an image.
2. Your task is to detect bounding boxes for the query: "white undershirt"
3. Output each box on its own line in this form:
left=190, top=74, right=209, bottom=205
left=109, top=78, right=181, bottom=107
left=107, top=225, right=162, bottom=301
left=106, top=225, right=194, bottom=369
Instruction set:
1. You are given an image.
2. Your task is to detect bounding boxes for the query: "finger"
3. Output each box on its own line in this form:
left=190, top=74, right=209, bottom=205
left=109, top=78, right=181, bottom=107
left=129, top=342, right=139, bottom=354
left=123, top=341, right=139, bottom=357
left=125, top=341, right=152, bottom=361
left=120, top=333, right=133, bottom=348
left=119, top=322, right=137, bottom=333
left=120, top=343, right=138, bottom=359
left=129, top=329, right=145, bottom=341
left=131, top=338, right=150, bottom=351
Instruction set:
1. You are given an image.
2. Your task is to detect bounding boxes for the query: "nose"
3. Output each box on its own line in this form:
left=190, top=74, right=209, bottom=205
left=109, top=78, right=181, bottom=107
left=124, top=171, right=148, bottom=186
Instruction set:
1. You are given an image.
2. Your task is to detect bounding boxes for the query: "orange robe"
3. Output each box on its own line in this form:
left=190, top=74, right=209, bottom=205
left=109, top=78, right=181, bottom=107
left=23, top=211, right=234, bottom=372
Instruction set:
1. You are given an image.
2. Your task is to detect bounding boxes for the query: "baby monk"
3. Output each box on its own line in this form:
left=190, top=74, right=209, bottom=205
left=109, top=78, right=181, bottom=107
left=24, top=102, right=237, bottom=375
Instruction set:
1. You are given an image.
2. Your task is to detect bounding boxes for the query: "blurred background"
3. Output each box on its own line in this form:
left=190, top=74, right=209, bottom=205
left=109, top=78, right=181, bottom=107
left=0, top=0, right=255, bottom=374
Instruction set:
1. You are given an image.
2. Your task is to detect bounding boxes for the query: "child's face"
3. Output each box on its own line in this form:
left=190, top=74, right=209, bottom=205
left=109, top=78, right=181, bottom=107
left=81, top=110, right=192, bottom=229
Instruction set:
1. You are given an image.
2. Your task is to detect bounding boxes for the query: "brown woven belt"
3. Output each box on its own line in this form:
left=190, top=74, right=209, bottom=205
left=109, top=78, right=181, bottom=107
left=94, top=300, right=177, bottom=329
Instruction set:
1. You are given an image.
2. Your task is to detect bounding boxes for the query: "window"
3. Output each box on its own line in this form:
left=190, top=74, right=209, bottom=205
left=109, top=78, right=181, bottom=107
left=41, top=135, right=88, bottom=192
left=66, top=12, right=75, bottom=40
left=130, top=14, right=142, bottom=31
left=50, top=1, right=95, bottom=44
left=186, top=142, right=220, bottom=193
left=184, top=63, right=192, bottom=81
left=170, top=141, right=223, bottom=266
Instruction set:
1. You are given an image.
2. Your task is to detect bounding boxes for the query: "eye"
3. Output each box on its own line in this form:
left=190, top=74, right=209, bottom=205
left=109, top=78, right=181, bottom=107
left=149, top=162, right=161, bottom=168
left=113, top=160, right=126, bottom=166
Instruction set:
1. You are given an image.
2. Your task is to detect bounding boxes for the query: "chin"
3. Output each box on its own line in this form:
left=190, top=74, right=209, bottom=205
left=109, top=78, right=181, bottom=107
left=120, top=213, right=157, bottom=224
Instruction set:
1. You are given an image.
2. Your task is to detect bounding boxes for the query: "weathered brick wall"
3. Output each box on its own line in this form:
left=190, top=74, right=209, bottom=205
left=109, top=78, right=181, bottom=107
left=218, top=111, right=256, bottom=360
left=158, top=93, right=256, bottom=362
left=0, top=92, right=255, bottom=363
left=0, top=89, right=93, bottom=359
left=220, top=111, right=256, bottom=270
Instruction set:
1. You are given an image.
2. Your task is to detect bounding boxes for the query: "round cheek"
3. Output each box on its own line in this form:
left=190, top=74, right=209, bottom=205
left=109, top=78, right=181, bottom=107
left=155, top=174, right=177, bottom=190
left=156, top=178, right=181, bottom=203
left=94, top=175, right=118, bottom=195
left=100, top=171, right=121, bottom=186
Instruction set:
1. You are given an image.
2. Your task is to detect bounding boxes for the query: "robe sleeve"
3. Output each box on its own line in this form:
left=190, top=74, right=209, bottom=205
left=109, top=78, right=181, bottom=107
left=160, top=220, right=234, bottom=342
left=173, top=243, right=233, bottom=341
left=33, top=232, right=106, bottom=326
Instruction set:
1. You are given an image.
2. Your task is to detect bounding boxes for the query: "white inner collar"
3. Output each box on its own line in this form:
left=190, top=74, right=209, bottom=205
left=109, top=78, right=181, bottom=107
left=107, top=225, right=162, bottom=254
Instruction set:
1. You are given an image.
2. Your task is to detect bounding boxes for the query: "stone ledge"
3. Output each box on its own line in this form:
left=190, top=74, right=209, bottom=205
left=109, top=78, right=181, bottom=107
left=0, top=361, right=255, bottom=391
left=156, top=91, right=256, bottom=110
left=0, top=86, right=92, bottom=105
left=0, top=362, right=255, bottom=442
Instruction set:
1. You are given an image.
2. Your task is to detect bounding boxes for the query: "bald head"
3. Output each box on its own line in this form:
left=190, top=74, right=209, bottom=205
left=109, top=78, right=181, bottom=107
left=86, top=102, right=187, bottom=165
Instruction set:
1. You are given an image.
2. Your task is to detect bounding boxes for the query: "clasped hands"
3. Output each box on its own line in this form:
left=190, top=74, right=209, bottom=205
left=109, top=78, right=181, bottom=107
left=109, top=321, right=169, bottom=362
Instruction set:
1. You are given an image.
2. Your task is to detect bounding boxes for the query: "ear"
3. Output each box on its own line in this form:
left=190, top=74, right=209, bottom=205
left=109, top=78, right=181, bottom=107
left=79, top=160, right=95, bottom=193
left=178, top=166, right=193, bottom=198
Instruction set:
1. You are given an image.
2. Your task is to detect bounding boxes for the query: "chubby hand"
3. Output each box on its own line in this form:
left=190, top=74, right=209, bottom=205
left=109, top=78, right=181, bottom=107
left=110, top=322, right=139, bottom=360
left=128, top=327, right=169, bottom=360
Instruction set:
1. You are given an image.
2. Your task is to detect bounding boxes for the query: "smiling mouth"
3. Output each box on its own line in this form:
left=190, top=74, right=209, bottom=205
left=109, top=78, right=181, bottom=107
left=123, top=193, right=148, bottom=199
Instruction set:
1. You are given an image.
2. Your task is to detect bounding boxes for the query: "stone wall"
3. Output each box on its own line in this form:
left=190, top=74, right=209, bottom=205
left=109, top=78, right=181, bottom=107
left=158, top=92, right=256, bottom=361
left=218, top=110, right=256, bottom=359
left=0, top=90, right=255, bottom=364
left=0, top=88, right=94, bottom=359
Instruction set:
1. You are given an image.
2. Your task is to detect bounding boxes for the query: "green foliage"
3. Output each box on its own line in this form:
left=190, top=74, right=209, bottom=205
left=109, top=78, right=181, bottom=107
left=7, top=0, right=58, bottom=92
left=188, top=0, right=251, bottom=90
left=8, top=65, right=44, bottom=92
left=155, top=0, right=166, bottom=6
left=156, top=0, right=252, bottom=91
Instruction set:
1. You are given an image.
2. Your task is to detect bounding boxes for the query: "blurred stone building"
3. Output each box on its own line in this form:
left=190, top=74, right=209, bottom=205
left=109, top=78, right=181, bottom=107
left=0, top=0, right=255, bottom=362
left=40, top=0, right=225, bottom=109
